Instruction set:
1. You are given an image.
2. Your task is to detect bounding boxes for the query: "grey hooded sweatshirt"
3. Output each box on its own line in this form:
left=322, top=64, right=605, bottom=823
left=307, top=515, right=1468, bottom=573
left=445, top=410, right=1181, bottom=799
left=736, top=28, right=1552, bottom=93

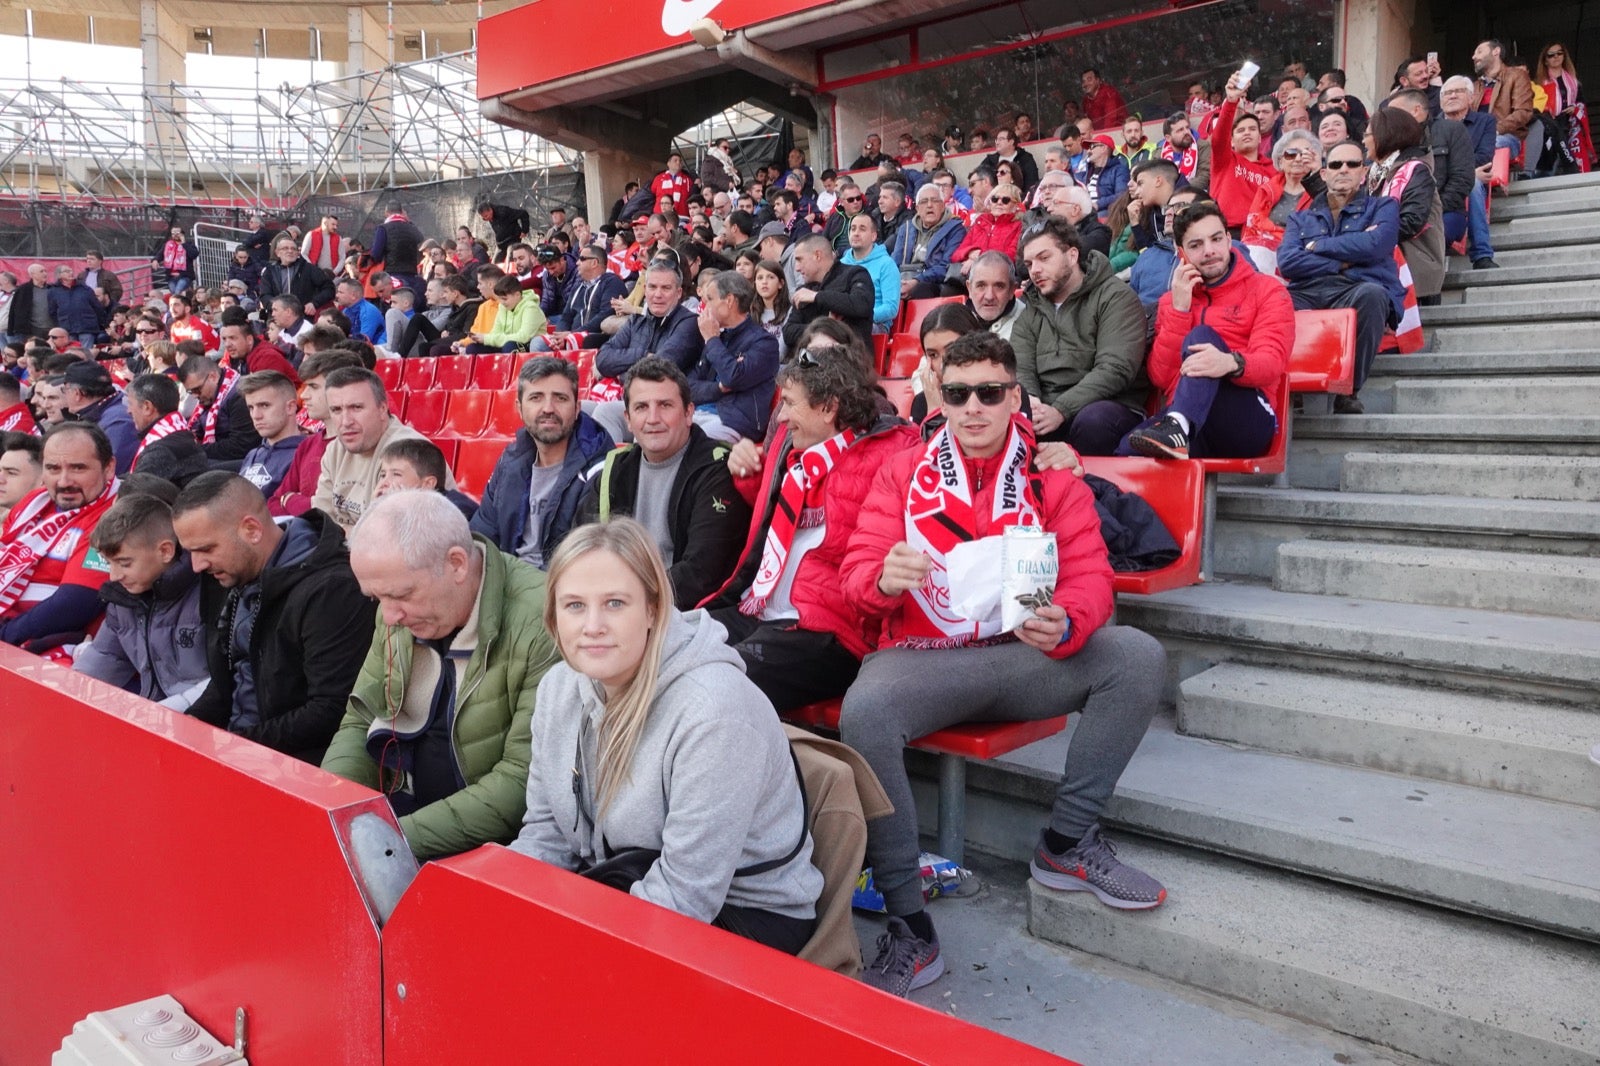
left=511, top=609, right=823, bottom=923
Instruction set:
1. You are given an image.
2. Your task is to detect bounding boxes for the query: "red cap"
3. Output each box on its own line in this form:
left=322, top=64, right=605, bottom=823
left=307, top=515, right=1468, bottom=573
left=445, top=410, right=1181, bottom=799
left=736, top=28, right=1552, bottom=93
left=1092, top=134, right=1117, bottom=150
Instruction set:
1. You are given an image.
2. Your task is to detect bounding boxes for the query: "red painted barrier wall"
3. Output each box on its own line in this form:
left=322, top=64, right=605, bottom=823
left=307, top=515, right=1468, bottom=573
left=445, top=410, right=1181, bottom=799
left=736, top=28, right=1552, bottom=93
left=0, top=648, right=387, bottom=1066
left=383, top=848, right=1078, bottom=1065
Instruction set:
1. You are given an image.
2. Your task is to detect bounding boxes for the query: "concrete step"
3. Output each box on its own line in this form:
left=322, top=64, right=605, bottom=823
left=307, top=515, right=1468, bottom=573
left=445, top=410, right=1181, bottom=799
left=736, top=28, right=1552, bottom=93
left=1117, top=581, right=1600, bottom=706
left=1369, top=350, right=1600, bottom=378
left=1440, top=279, right=1600, bottom=307
left=1491, top=194, right=1600, bottom=222
left=1443, top=258, right=1600, bottom=288
left=1445, top=242, right=1600, bottom=271
left=1336, top=452, right=1600, bottom=502
left=1272, top=539, right=1600, bottom=620
left=1419, top=298, right=1600, bottom=326
left=1496, top=169, right=1600, bottom=197
left=1386, top=376, right=1600, bottom=416
left=1423, top=321, right=1600, bottom=352
left=1213, top=486, right=1600, bottom=577
left=1177, top=662, right=1599, bottom=807
left=1288, top=420, right=1600, bottom=491
left=1027, top=838, right=1600, bottom=1066
left=1485, top=219, right=1600, bottom=250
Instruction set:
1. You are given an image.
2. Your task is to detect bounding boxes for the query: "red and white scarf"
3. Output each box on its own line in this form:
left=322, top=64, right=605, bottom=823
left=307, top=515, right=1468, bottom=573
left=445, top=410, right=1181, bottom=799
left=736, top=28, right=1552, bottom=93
left=189, top=366, right=239, bottom=445
left=1379, top=159, right=1427, bottom=355
left=135, top=410, right=190, bottom=462
left=1160, top=140, right=1199, bottom=179
left=739, top=428, right=858, bottom=617
left=161, top=239, right=188, bottom=274
left=0, top=400, right=37, bottom=435
left=898, top=417, right=1042, bottom=647
left=0, top=483, right=119, bottom=617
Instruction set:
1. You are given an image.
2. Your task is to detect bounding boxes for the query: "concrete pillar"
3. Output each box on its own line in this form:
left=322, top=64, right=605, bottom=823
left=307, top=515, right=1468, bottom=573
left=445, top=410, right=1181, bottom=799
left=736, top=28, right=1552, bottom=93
left=342, top=5, right=395, bottom=179
left=139, top=0, right=186, bottom=168
left=582, top=149, right=662, bottom=229
left=1339, top=0, right=1420, bottom=107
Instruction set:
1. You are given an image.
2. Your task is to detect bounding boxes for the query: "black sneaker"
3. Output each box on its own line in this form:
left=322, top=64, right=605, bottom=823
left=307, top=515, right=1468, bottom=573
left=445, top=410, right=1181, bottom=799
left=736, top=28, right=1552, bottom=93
left=861, top=917, right=944, bottom=997
left=1472, top=258, right=1500, bottom=270
left=1126, top=415, right=1189, bottom=459
left=1333, top=394, right=1365, bottom=415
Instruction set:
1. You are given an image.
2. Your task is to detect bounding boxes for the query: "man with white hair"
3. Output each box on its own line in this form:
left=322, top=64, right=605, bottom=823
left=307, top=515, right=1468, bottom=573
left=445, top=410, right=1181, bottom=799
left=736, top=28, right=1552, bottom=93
left=1059, top=185, right=1112, bottom=257
left=322, top=489, right=560, bottom=861
left=1439, top=74, right=1500, bottom=269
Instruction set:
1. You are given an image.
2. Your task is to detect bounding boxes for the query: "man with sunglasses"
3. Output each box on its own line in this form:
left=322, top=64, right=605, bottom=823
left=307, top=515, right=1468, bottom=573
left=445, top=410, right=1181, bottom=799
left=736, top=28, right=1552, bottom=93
left=840, top=330, right=1166, bottom=997
left=822, top=181, right=868, bottom=256
left=1279, top=140, right=1404, bottom=414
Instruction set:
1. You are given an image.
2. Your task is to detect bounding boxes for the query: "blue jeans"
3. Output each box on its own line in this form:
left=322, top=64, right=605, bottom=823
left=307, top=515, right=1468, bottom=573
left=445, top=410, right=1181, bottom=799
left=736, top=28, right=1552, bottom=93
left=169, top=277, right=191, bottom=295
left=1466, top=180, right=1495, bottom=262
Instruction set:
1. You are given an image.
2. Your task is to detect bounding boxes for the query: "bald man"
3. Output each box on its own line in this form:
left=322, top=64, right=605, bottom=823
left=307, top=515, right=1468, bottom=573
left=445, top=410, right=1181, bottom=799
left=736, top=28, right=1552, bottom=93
left=173, top=471, right=371, bottom=764
left=322, top=490, right=560, bottom=860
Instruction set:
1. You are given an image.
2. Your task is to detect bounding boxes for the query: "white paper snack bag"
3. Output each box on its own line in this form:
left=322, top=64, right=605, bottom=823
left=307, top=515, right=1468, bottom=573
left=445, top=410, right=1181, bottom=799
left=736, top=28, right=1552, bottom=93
left=1002, top=526, right=1057, bottom=633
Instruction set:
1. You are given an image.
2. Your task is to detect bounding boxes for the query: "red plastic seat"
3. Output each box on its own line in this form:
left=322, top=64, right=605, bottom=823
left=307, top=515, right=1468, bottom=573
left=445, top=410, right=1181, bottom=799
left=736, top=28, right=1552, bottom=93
left=486, top=388, right=521, bottom=439
left=878, top=378, right=916, bottom=420
left=471, top=353, right=516, bottom=390
left=575, top=349, right=596, bottom=390
left=375, top=359, right=403, bottom=391
left=433, top=354, right=475, bottom=391
left=883, top=333, right=923, bottom=378
left=871, top=333, right=890, bottom=371
left=1081, top=456, right=1205, bottom=594
left=392, top=390, right=410, bottom=421
left=440, top=389, right=493, bottom=438
left=897, top=296, right=962, bottom=337
left=403, top=390, right=448, bottom=436
left=428, top=437, right=460, bottom=469
left=1195, top=368, right=1292, bottom=477
left=401, top=358, right=437, bottom=392
left=452, top=438, right=506, bottom=501
left=1288, top=309, right=1355, bottom=396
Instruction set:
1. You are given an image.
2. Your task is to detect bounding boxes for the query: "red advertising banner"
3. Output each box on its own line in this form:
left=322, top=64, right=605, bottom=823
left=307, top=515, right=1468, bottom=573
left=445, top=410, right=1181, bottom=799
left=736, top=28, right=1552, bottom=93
left=477, top=0, right=834, bottom=98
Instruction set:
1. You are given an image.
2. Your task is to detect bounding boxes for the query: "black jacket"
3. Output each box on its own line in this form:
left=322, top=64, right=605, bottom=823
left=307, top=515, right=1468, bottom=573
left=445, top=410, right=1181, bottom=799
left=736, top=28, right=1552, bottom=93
left=258, top=259, right=334, bottom=311
left=1077, top=216, right=1113, bottom=257
left=575, top=425, right=752, bottom=609
left=132, top=427, right=209, bottom=487
left=190, top=510, right=373, bottom=764
left=484, top=203, right=531, bottom=256
left=8, top=282, right=50, bottom=336
left=198, top=388, right=261, bottom=463
left=980, top=149, right=1041, bottom=192
left=1427, top=117, right=1477, bottom=215
left=783, top=261, right=876, bottom=352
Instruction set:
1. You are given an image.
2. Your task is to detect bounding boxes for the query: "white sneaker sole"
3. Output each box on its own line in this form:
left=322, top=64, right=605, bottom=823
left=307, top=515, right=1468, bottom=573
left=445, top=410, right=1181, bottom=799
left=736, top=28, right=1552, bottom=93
left=1030, top=858, right=1166, bottom=910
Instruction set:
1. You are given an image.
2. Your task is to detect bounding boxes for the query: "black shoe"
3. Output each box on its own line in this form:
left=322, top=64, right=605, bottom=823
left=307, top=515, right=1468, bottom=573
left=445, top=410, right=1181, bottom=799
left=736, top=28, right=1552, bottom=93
left=1333, top=394, right=1365, bottom=415
left=1126, top=415, right=1189, bottom=459
left=1472, top=258, right=1500, bottom=270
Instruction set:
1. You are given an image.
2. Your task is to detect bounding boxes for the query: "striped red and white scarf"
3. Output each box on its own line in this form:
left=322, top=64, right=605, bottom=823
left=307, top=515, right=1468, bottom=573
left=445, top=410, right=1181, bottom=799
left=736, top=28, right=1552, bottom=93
left=1380, top=159, right=1427, bottom=354
left=897, top=416, right=1043, bottom=648
left=189, top=366, right=239, bottom=445
left=0, top=482, right=119, bottom=617
left=135, top=410, right=190, bottom=462
left=739, top=428, right=858, bottom=617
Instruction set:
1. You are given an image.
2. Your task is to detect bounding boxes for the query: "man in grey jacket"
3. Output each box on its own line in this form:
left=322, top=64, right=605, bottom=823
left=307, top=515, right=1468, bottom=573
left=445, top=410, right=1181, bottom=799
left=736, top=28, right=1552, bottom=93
left=1012, top=218, right=1149, bottom=454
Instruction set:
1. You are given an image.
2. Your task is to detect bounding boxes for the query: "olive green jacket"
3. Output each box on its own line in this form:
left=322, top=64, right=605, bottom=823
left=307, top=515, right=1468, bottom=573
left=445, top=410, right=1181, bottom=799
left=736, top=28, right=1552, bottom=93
left=322, top=537, right=559, bottom=859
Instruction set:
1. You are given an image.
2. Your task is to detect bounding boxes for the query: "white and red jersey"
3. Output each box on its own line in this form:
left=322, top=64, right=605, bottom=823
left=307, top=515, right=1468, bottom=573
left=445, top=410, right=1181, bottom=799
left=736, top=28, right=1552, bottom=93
left=169, top=314, right=219, bottom=352
left=651, top=170, right=693, bottom=214
left=0, top=400, right=37, bottom=435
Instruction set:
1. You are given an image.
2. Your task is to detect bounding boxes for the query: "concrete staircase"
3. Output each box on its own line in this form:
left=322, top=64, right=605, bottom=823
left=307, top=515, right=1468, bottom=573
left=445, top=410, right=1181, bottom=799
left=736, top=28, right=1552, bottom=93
left=993, top=172, right=1600, bottom=1065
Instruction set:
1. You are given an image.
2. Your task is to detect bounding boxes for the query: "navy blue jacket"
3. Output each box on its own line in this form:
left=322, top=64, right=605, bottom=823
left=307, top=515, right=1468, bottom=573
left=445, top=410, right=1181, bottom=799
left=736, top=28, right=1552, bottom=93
left=554, top=272, right=629, bottom=334
left=48, top=283, right=105, bottom=335
left=76, top=394, right=138, bottom=474
left=468, top=412, right=615, bottom=564
left=1075, top=156, right=1130, bottom=213
left=539, top=259, right=579, bottom=320
left=1461, top=111, right=1498, bottom=167
left=889, top=214, right=967, bottom=287
left=595, top=304, right=703, bottom=379
left=688, top=315, right=780, bottom=441
left=1279, top=191, right=1405, bottom=321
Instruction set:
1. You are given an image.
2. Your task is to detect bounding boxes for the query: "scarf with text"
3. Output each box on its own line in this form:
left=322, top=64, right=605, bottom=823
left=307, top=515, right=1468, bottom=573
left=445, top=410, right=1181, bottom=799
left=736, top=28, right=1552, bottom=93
left=0, top=482, right=119, bottom=617
left=898, top=416, right=1042, bottom=647
left=161, top=239, right=188, bottom=274
left=189, top=365, right=240, bottom=445
left=135, top=410, right=190, bottom=462
left=739, top=428, right=859, bottom=617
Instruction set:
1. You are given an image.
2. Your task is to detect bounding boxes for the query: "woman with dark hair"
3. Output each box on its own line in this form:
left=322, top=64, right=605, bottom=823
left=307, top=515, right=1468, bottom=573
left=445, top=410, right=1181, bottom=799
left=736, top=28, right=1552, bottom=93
left=752, top=259, right=792, bottom=353
left=1366, top=107, right=1445, bottom=302
left=908, top=303, right=983, bottom=425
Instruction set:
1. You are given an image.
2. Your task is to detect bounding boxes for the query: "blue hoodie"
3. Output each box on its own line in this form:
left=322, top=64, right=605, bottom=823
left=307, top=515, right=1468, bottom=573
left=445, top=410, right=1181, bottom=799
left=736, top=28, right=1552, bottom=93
left=842, top=242, right=902, bottom=329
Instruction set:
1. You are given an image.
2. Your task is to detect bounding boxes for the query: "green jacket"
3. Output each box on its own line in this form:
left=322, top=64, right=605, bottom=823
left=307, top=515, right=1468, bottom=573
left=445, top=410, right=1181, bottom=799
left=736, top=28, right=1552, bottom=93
left=482, top=291, right=547, bottom=348
left=1011, top=249, right=1149, bottom=421
left=321, top=536, right=559, bottom=859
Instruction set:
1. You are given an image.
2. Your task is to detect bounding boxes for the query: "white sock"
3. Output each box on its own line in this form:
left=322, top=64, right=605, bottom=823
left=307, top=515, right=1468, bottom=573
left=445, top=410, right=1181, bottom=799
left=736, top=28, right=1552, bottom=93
left=1168, top=412, right=1191, bottom=434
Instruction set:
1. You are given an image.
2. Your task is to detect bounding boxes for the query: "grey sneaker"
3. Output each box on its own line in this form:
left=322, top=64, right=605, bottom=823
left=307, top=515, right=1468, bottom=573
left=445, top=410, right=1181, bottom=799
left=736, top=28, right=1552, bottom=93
left=861, top=916, right=944, bottom=996
left=1030, top=825, right=1167, bottom=910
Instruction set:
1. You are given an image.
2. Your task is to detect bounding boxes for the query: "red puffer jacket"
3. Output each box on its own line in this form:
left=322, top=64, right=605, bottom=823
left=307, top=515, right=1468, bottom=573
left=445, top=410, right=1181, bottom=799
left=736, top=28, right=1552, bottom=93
left=1148, top=251, right=1294, bottom=410
left=700, top=417, right=922, bottom=658
left=952, top=212, right=1025, bottom=264
left=841, top=442, right=1113, bottom=660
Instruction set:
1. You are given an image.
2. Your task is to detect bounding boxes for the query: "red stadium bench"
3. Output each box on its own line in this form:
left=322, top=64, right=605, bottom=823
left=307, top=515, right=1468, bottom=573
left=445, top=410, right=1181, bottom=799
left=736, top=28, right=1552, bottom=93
left=883, top=333, right=923, bottom=378
left=402, top=358, right=437, bottom=392
left=434, top=354, right=475, bottom=391
left=472, top=353, right=517, bottom=390
left=783, top=699, right=1065, bottom=865
left=1081, top=456, right=1204, bottom=594
left=486, top=388, right=521, bottom=439
left=441, top=389, right=493, bottom=438
left=872, top=333, right=890, bottom=368
left=375, top=359, right=403, bottom=391
left=897, top=295, right=962, bottom=337
left=404, top=389, right=448, bottom=436
left=453, top=438, right=504, bottom=501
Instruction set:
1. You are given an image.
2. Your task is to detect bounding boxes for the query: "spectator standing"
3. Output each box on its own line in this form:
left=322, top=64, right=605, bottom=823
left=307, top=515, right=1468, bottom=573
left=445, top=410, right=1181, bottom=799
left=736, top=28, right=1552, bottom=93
left=8, top=265, right=53, bottom=349
left=259, top=237, right=335, bottom=318
left=1081, top=68, right=1129, bottom=129
left=48, top=266, right=105, bottom=350
left=477, top=201, right=531, bottom=260
left=82, top=250, right=122, bottom=309
left=152, top=226, right=200, bottom=294
left=370, top=206, right=426, bottom=302
left=652, top=153, right=696, bottom=217
left=301, top=216, right=345, bottom=272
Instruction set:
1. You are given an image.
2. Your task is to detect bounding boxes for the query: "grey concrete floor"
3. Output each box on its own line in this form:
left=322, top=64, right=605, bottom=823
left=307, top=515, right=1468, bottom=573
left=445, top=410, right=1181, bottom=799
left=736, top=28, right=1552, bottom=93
left=854, top=851, right=1430, bottom=1066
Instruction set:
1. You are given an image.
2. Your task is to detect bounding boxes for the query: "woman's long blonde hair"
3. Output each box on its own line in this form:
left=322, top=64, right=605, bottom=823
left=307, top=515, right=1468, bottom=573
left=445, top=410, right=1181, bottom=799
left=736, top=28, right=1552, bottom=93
left=1534, top=43, right=1578, bottom=87
left=543, top=518, right=674, bottom=817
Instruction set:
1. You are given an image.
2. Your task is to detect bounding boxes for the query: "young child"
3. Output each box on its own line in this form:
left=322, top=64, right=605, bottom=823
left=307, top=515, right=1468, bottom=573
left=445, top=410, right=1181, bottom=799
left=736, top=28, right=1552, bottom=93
left=74, top=492, right=210, bottom=710
left=383, top=287, right=415, bottom=357
left=374, top=437, right=477, bottom=520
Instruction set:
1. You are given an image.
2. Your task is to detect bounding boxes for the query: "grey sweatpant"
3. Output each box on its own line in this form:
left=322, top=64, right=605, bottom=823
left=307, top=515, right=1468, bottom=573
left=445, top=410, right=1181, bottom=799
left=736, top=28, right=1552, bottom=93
left=839, top=626, right=1166, bottom=917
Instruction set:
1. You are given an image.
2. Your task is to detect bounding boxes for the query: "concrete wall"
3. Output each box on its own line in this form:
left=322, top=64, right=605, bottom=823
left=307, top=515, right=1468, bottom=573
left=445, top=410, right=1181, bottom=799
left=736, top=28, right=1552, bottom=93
left=1340, top=0, right=1423, bottom=106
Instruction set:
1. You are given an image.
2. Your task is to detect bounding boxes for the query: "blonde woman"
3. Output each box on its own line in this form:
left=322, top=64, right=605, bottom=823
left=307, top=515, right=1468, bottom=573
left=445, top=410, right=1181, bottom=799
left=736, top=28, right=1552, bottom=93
left=510, top=518, right=823, bottom=954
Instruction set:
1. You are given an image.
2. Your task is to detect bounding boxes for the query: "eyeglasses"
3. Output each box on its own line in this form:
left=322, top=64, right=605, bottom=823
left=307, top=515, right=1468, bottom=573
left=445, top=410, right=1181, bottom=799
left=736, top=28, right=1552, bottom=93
left=940, top=382, right=1015, bottom=407
left=795, top=345, right=842, bottom=367
left=1546, top=50, right=1565, bottom=58
left=990, top=196, right=1016, bottom=205
left=1325, top=159, right=1366, bottom=170
left=1323, top=95, right=1347, bottom=104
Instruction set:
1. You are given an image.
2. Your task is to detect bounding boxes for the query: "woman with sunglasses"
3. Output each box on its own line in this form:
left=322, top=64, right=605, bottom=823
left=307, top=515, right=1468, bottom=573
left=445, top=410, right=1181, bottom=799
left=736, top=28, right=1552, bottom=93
left=1534, top=43, right=1595, bottom=173
left=948, top=182, right=1026, bottom=284
left=510, top=518, right=823, bottom=954
left=1365, top=108, right=1445, bottom=303
left=1241, top=129, right=1323, bottom=276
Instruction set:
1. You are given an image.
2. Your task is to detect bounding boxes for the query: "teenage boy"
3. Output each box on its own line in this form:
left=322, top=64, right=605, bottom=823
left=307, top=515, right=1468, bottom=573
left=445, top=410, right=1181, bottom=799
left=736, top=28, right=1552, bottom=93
left=74, top=493, right=210, bottom=710
left=237, top=371, right=306, bottom=497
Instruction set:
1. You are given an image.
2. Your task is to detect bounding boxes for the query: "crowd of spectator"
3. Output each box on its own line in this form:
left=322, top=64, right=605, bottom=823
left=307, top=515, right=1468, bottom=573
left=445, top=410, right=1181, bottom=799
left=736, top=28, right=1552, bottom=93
left=0, top=34, right=1591, bottom=1000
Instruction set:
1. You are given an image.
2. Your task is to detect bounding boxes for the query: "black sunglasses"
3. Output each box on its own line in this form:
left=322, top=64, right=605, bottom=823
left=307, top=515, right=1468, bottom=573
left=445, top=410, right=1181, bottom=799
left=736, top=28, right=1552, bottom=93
left=1547, top=50, right=1565, bottom=58
left=940, top=381, right=1016, bottom=407
left=1325, top=159, right=1365, bottom=170
left=135, top=327, right=159, bottom=335
left=990, top=196, right=1016, bottom=205
left=795, top=345, right=842, bottom=368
